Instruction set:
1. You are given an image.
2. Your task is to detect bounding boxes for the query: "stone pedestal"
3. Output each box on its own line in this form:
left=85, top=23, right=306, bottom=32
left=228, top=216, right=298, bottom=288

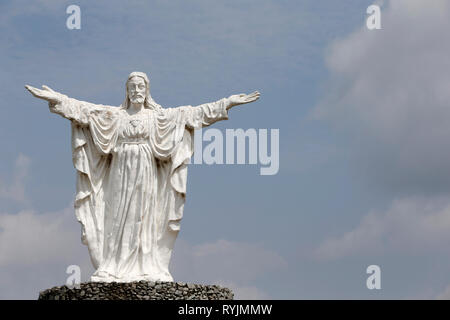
left=38, top=281, right=234, bottom=300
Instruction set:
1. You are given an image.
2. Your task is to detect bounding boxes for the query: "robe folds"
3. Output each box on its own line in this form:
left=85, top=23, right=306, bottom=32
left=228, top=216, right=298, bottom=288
left=51, top=96, right=229, bottom=282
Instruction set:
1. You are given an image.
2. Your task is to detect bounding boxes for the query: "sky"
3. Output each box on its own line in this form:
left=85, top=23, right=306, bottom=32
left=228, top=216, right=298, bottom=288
left=1, top=0, right=450, bottom=299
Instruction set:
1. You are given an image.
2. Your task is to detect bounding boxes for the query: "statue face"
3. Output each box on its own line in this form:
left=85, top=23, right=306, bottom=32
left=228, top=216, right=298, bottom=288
left=127, top=77, right=146, bottom=104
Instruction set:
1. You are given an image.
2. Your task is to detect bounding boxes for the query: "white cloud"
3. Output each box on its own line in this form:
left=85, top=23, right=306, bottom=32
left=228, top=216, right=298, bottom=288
left=313, top=0, right=450, bottom=191
left=171, top=238, right=287, bottom=299
left=0, top=205, right=94, bottom=299
left=315, top=195, right=450, bottom=260
left=0, top=154, right=31, bottom=204
left=214, top=280, right=271, bottom=300
left=0, top=206, right=79, bottom=266
left=0, top=204, right=286, bottom=299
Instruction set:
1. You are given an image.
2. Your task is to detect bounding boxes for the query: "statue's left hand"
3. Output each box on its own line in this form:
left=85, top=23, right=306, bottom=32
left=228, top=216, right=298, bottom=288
left=25, top=85, right=64, bottom=105
left=227, top=91, right=260, bottom=109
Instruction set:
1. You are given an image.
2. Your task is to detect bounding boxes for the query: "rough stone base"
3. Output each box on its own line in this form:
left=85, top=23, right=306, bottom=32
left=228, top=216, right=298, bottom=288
left=38, top=281, right=234, bottom=300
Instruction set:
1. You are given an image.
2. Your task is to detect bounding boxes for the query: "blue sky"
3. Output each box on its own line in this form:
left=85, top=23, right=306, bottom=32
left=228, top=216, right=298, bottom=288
left=1, top=0, right=450, bottom=299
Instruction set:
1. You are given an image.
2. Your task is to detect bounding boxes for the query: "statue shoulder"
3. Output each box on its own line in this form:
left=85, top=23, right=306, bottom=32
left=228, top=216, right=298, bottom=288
left=89, top=104, right=124, bottom=120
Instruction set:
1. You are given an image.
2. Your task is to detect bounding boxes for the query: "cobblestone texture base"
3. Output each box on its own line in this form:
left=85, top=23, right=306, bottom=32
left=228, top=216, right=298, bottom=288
left=38, top=281, right=234, bottom=300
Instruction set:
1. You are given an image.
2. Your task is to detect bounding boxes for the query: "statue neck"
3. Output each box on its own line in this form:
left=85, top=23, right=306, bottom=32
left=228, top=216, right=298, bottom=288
left=128, top=102, right=144, bottom=115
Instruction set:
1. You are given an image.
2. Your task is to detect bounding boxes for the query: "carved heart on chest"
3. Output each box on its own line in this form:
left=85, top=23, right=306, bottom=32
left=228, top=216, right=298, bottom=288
left=129, top=119, right=141, bottom=127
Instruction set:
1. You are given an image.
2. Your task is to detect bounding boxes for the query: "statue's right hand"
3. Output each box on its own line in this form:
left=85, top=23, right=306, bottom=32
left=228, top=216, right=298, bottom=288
left=25, top=85, right=64, bottom=105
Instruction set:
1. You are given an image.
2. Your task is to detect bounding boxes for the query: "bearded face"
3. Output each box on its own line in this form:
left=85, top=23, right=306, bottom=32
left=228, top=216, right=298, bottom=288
left=127, top=76, right=146, bottom=104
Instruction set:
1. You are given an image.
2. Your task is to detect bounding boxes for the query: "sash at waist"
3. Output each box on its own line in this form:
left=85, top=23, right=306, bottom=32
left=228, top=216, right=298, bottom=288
left=121, top=141, right=147, bottom=144
left=112, top=141, right=149, bottom=154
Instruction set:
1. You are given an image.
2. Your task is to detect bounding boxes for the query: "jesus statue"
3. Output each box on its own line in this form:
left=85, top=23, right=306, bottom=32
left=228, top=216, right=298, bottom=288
left=25, top=72, right=260, bottom=283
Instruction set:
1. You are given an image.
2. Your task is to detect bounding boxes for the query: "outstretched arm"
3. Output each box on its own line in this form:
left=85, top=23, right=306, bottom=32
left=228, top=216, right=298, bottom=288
left=182, top=91, right=260, bottom=129
left=25, top=85, right=111, bottom=126
left=226, top=91, right=260, bottom=110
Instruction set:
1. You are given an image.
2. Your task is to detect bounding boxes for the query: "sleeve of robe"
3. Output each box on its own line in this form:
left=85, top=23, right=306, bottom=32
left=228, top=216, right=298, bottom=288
left=50, top=96, right=120, bottom=268
left=149, top=98, right=230, bottom=269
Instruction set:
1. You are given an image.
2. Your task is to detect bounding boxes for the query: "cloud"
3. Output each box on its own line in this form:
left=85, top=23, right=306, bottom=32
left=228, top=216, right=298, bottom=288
left=315, top=195, right=450, bottom=260
left=171, top=238, right=287, bottom=299
left=0, top=202, right=285, bottom=299
left=0, top=205, right=94, bottom=299
left=0, top=154, right=31, bottom=204
left=0, top=206, right=79, bottom=266
left=313, top=0, right=450, bottom=192
left=214, top=280, right=271, bottom=300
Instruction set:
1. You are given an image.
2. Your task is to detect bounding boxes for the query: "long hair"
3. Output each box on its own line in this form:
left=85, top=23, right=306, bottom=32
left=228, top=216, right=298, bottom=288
left=120, top=71, right=163, bottom=111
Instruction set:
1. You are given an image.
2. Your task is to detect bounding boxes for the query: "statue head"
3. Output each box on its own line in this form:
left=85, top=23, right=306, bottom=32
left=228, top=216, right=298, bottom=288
left=121, top=71, right=162, bottom=111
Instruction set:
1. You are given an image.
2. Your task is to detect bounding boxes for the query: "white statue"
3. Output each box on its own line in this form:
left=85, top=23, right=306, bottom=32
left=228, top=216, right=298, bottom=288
left=25, top=72, right=260, bottom=283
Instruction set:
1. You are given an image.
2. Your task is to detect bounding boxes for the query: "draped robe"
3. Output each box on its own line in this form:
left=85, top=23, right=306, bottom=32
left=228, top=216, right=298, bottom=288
left=50, top=96, right=229, bottom=282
